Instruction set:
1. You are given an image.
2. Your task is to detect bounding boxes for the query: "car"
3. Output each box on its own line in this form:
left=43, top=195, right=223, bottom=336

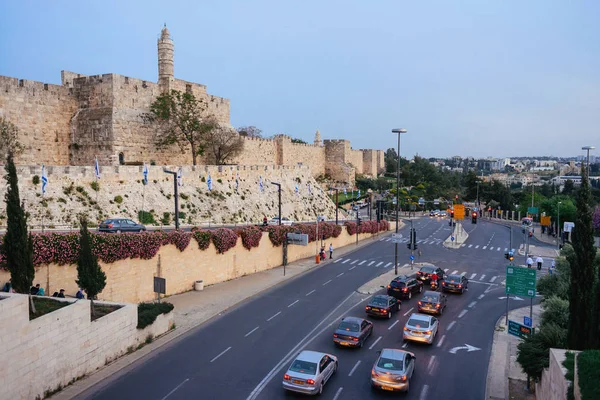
left=387, top=275, right=424, bottom=300
left=417, top=291, right=447, bottom=315
left=98, top=218, right=146, bottom=233
left=365, top=295, right=400, bottom=319
left=403, top=313, right=439, bottom=344
left=333, top=316, right=373, bottom=348
left=416, top=265, right=445, bottom=283
left=442, top=274, right=469, bottom=294
left=429, top=210, right=436, bottom=217
left=433, top=209, right=441, bottom=216
left=440, top=210, right=447, bottom=217
left=268, top=217, right=294, bottom=226
left=371, top=348, right=416, bottom=393
left=282, top=350, right=338, bottom=395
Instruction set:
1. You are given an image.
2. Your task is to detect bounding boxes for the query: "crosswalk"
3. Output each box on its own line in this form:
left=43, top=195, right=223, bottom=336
left=379, top=237, right=512, bottom=252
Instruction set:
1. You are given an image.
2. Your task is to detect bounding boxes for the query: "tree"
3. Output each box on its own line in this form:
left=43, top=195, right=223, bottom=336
left=3, top=151, right=35, bottom=311
left=290, top=138, right=307, bottom=144
left=562, top=179, right=575, bottom=195
left=593, top=206, right=600, bottom=234
left=204, top=122, right=245, bottom=165
left=385, top=148, right=398, bottom=174
left=76, top=216, right=107, bottom=317
left=0, top=117, right=24, bottom=159
left=147, top=90, right=217, bottom=165
left=567, top=166, right=598, bottom=350
left=237, top=126, right=262, bottom=138
left=517, top=323, right=567, bottom=381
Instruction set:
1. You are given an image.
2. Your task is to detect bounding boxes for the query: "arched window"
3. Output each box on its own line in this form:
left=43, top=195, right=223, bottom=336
left=119, top=152, right=125, bottom=165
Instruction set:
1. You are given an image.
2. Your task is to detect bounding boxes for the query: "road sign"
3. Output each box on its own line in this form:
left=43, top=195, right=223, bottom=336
left=527, top=207, right=539, bottom=215
left=154, top=277, right=166, bottom=294
left=505, top=266, right=536, bottom=298
left=287, top=233, right=309, bottom=246
left=524, top=316, right=532, bottom=327
left=508, top=320, right=535, bottom=339
left=451, top=236, right=455, bottom=242
left=454, top=204, right=465, bottom=219
left=434, top=199, right=440, bottom=205
left=391, top=233, right=403, bottom=243
left=410, top=255, right=414, bottom=261
left=418, top=197, right=425, bottom=205
left=540, top=216, right=551, bottom=226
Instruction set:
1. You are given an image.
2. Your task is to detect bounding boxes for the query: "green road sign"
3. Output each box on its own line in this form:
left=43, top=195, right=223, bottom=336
left=505, top=265, right=536, bottom=298
left=527, top=207, right=539, bottom=215
left=508, top=320, right=535, bottom=339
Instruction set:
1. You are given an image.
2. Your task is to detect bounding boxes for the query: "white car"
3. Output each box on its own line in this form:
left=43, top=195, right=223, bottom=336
left=283, top=350, right=338, bottom=395
left=268, top=217, right=294, bottom=226
left=402, top=313, right=439, bottom=345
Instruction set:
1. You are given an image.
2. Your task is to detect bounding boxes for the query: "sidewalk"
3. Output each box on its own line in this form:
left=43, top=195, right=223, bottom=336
left=52, top=227, right=397, bottom=400
left=486, top=304, right=542, bottom=400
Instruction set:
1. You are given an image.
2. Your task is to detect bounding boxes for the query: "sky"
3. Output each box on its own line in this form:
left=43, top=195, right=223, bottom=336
left=1, top=0, right=599, bottom=159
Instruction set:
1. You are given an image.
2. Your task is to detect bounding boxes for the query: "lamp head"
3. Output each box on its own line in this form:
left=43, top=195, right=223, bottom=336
left=392, top=128, right=408, bottom=134
left=582, top=145, right=595, bottom=150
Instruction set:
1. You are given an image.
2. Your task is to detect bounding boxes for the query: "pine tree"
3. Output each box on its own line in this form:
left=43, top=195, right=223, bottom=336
left=76, top=216, right=106, bottom=316
left=567, top=166, right=598, bottom=349
left=4, top=152, right=35, bottom=295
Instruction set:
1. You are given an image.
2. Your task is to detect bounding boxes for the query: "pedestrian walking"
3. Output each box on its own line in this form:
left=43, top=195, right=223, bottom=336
left=550, top=260, right=556, bottom=275
left=536, top=256, right=543, bottom=271
left=526, top=256, right=533, bottom=269
left=329, top=244, right=333, bottom=259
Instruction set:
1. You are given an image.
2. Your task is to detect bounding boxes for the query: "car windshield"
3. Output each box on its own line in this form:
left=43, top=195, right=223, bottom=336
left=421, top=295, right=439, bottom=302
left=338, top=321, right=360, bottom=332
left=101, top=220, right=115, bottom=224
left=289, top=360, right=317, bottom=375
left=420, top=266, right=435, bottom=273
left=407, top=318, right=430, bottom=328
left=371, top=298, right=388, bottom=307
left=447, top=275, right=461, bottom=281
left=377, top=357, right=404, bottom=371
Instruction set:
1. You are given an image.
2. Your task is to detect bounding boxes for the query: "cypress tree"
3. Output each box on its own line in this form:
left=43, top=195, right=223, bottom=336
left=4, top=151, right=35, bottom=295
left=567, top=166, right=598, bottom=349
left=76, top=216, right=106, bottom=316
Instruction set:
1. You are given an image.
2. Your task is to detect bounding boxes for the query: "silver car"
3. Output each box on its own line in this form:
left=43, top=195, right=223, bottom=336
left=402, top=313, right=439, bottom=345
left=282, top=350, right=338, bottom=395
left=371, top=348, right=416, bottom=393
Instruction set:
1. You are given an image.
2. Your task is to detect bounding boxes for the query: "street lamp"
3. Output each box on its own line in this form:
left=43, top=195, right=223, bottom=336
left=271, top=182, right=282, bottom=225
left=392, top=128, right=407, bottom=274
left=582, top=145, right=595, bottom=181
left=557, top=201, right=562, bottom=250
left=163, top=168, right=180, bottom=230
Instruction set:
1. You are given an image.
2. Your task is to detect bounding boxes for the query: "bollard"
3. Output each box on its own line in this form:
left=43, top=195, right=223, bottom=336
left=316, top=254, right=320, bottom=264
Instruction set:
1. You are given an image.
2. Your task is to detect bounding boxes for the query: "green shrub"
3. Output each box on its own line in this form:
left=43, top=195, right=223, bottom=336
left=177, top=211, right=186, bottom=220
left=32, top=175, right=40, bottom=185
left=58, top=197, right=67, bottom=204
left=161, top=212, right=170, bottom=225
left=217, top=178, right=223, bottom=184
left=137, top=302, right=174, bottom=329
left=516, top=323, right=567, bottom=381
left=114, top=195, right=123, bottom=204
left=201, top=177, right=206, bottom=182
left=138, top=211, right=156, bottom=225
left=563, top=352, right=575, bottom=400
left=76, top=186, right=84, bottom=193
left=540, top=296, right=569, bottom=330
left=180, top=193, right=189, bottom=200
left=90, top=181, right=100, bottom=192
left=578, top=350, right=600, bottom=400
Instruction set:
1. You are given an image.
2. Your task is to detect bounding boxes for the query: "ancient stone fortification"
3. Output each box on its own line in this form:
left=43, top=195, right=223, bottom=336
left=0, top=27, right=384, bottom=184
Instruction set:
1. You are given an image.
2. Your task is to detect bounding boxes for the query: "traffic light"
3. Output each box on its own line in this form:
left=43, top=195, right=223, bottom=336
left=504, top=250, right=514, bottom=262
left=471, top=212, right=477, bottom=224
left=450, top=210, right=454, bottom=218
left=410, top=228, right=416, bottom=245
left=407, top=243, right=412, bottom=250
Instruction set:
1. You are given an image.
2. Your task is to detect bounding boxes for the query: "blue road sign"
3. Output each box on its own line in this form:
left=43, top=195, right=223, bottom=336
left=524, top=316, right=532, bottom=327
left=410, top=255, right=415, bottom=261
left=451, top=236, right=455, bottom=242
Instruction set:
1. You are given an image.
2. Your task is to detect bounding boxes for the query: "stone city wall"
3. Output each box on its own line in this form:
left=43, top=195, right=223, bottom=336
left=232, top=136, right=278, bottom=165
left=276, top=135, right=326, bottom=176
left=535, top=348, right=570, bottom=400
left=0, top=293, right=174, bottom=400
left=348, top=148, right=364, bottom=175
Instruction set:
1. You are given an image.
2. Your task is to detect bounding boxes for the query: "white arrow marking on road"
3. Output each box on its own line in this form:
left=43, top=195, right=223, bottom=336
left=359, top=260, right=366, bottom=265
left=369, top=336, right=383, bottom=350
left=499, top=296, right=524, bottom=301
left=368, top=261, right=375, bottom=266
left=348, top=360, right=361, bottom=377
left=470, top=273, right=476, bottom=279
left=449, top=344, right=481, bottom=354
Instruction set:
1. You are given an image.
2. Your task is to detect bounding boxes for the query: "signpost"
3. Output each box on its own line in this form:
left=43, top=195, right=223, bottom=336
left=506, top=265, right=536, bottom=329
left=454, top=204, right=465, bottom=220
left=508, top=320, right=534, bottom=339
left=540, top=216, right=551, bottom=226
left=527, top=207, right=539, bottom=215
left=524, top=316, right=532, bottom=327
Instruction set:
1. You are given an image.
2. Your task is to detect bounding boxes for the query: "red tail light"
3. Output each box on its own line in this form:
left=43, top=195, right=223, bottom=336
left=418, top=301, right=422, bottom=306
left=458, top=284, right=462, bottom=288
left=333, top=334, right=338, bottom=338
left=442, top=282, right=447, bottom=286
left=284, top=374, right=291, bottom=381
left=307, top=379, right=315, bottom=385
left=352, top=337, right=359, bottom=341
left=417, top=271, right=422, bottom=275
left=382, top=309, right=387, bottom=313
left=403, top=326, right=408, bottom=331
left=436, top=303, right=440, bottom=308
left=365, top=306, right=371, bottom=310
left=371, top=369, right=379, bottom=378
left=107, top=223, right=113, bottom=228
left=387, top=285, right=391, bottom=289
left=403, top=288, right=408, bottom=292
left=424, top=330, right=432, bottom=335
left=400, top=375, right=407, bottom=382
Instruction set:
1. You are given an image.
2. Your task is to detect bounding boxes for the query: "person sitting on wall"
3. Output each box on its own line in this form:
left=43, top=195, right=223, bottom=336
left=2, top=279, right=12, bottom=293
left=30, top=284, right=40, bottom=295
left=76, top=289, right=85, bottom=299
left=57, top=289, right=65, bottom=298
left=37, top=286, right=45, bottom=296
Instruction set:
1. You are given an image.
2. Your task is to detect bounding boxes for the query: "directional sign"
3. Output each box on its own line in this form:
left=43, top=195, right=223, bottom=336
left=508, top=320, right=535, bottom=339
left=449, top=344, right=481, bottom=354
left=418, top=197, right=425, bottom=205
left=391, top=233, right=403, bottom=243
left=527, top=207, right=539, bottom=215
left=505, top=266, right=536, bottom=298
left=454, top=204, right=465, bottom=219
left=524, top=316, right=532, bottom=327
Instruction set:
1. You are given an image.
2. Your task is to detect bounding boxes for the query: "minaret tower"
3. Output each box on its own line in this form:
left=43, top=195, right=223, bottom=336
left=314, top=130, right=323, bottom=146
left=158, top=24, right=174, bottom=92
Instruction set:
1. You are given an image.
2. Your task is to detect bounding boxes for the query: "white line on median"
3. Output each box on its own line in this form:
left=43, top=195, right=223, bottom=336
left=497, top=247, right=501, bottom=251
left=288, top=300, right=299, bottom=308
left=436, top=335, right=445, bottom=348
left=160, top=378, right=190, bottom=400
left=359, top=260, right=366, bottom=265
left=210, top=346, right=232, bottom=363
left=337, top=272, right=344, bottom=277
left=388, top=320, right=399, bottom=330
left=475, top=245, right=479, bottom=249
left=245, top=326, right=259, bottom=337
left=468, top=244, right=472, bottom=248
left=403, top=307, right=414, bottom=316
left=349, top=266, right=356, bottom=271
left=483, top=246, right=487, bottom=250
left=323, top=279, right=332, bottom=286
left=369, top=336, right=383, bottom=350
left=267, top=311, right=281, bottom=321
left=480, top=274, right=486, bottom=280
left=306, top=290, right=316, bottom=296
left=468, top=301, right=477, bottom=308
left=458, top=309, right=468, bottom=318
left=447, top=321, right=456, bottom=330
left=333, top=387, right=344, bottom=400
left=348, top=360, right=362, bottom=377
left=420, top=384, right=429, bottom=400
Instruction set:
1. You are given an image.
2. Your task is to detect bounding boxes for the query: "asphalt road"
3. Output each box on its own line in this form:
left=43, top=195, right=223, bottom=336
left=78, top=217, right=546, bottom=400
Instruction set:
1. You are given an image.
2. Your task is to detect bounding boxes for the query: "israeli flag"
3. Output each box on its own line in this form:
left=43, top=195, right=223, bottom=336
left=94, top=158, right=100, bottom=180
left=307, top=183, right=311, bottom=194
left=357, top=189, right=361, bottom=198
left=142, top=164, right=149, bottom=185
left=344, top=188, right=347, bottom=195
left=295, top=184, right=299, bottom=195
left=235, top=173, right=239, bottom=191
left=207, top=173, right=212, bottom=191
left=259, top=176, right=264, bottom=192
left=177, top=167, right=183, bottom=187
left=41, top=165, right=48, bottom=194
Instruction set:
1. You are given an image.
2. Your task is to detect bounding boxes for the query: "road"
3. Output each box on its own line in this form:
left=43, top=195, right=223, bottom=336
left=78, top=217, right=547, bottom=400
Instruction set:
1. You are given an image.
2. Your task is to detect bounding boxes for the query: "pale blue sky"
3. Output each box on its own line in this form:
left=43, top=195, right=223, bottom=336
left=1, top=0, right=599, bottom=158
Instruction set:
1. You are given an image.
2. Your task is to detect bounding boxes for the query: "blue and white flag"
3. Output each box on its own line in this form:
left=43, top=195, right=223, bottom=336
left=207, top=173, right=212, bottom=191
left=357, top=189, right=361, bottom=198
left=94, top=157, right=100, bottom=180
left=329, top=188, right=333, bottom=196
left=177, top=167, right=183, bottom=186
left=344, top=188, right=347, bottom=195
left=259, top=176, right=264, bottom=192
left=295, top=184, right=299, bottom=195
left=235, top=173, right=239, bottom=191
left=142, top=164, right=149, bottom=185
left=307, top=183, right=311, bottom=194
left=41, top=165, right=48, bottom=194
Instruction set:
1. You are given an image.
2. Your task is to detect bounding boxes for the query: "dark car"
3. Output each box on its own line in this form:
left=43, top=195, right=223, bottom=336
left=416, top=265, right=445, bottom=283
left=366, top=295, right=400, bottom=319
left=98, top=218, right=146, bottom=233
left=387, top=276, right=424, bottom=300
left=333, top=316, right=373, bottom=348
left=442, top=274, right=469, bottom=294
left=417, top=291, right=447, bottom=316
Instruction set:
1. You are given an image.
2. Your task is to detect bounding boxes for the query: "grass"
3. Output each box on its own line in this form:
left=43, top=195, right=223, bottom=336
left=29, top=297, right=70, bottom=320
left=91, top=303, right=122, bottom=321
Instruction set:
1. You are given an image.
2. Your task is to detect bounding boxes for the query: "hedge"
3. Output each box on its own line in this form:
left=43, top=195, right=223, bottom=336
left=137, top=302, right=174, bottom=329
left=577, top=350, right=600, bottom=400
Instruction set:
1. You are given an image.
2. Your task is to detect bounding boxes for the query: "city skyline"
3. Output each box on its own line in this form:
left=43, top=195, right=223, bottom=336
left=2, top=0, right=599, bottom=159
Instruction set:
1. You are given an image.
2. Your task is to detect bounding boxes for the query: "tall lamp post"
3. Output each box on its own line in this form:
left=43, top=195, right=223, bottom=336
left=582, top=145, right=595, bottom=182
left=557, top=201, right=562, bottom=250
left=392, top=128, right=408, bottom=274
left=271, top=182, right=282, bottom=225
left=163, top=169, right=180, bottom=230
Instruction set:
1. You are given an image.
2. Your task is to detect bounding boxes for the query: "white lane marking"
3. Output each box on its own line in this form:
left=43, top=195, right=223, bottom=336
left=436, top=335, right=445, bottom=348
left=384, top=262, right=392, bottom=268
left=342, top=259, right=350, bottom=264
left=376, top=261, right=383, bottom=267
left=368, top=261, right=375, bottom=266
left=336, top=272, right=344, bottom=277
left=333, top=387, right=343, bottom=400
left=490, top=276, right=497, bottom=283
left=160, top=378, right=190, bottom=400
left=351, top=260, right=358, bottom=264
left=458, top=309, right=468, bottom=318
left=388, top=320, right=399, bottom=330
left=369, top=336, right=383, bottom=350
left=478, top=294, right=485, bottom=300
left=349, top=266, right=357, bottom=271
left=497, top=247, right=501, bottom=251
left=490, top=247, right=495, bottom=251
left=480, top=274, right=486, bottom=280
left=420, top=384, right=429, bottom=400
left=245, top=326, right=260, bottom=337
left=210, top=346, right=232, bottom=363
left=359, top=260, right=366, bottom=265
left=505, top=248, right=508, bottom=252
left=402, top=342, right=408, bottom=348
left=267, top=311, right=281, bottom=321
left=306, top=289, right=316, bottom=296
left=461, top=244, right=466, bottom=247
left=288, top=300, right=299, bottom=308
left=501, top=280, right=506, bottom=285
left=348, top=360, right=362, bottom=377
left=444, top=268, right=449, bottom=272
left=427, top=355, right=437, bottom=373
left=323, top=279, right=332, bottom=286
left=468, top=244, right=473, bottom=248
left=451, top=270, right=459, bottom=275
left=468, top=301, right=477, bottom=308
left=475, top=245, right=480, bottom=249
left=470, top=273, right=477, bottom=280
left=403, top=307, right=414, bottom=316
left=482, top=246, right=487, bottom=250
left=447, top=321, right=456, bottom=331
left=417, top=240, right=423, bottom=243
left=333, top=258, right=342, bottom=263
